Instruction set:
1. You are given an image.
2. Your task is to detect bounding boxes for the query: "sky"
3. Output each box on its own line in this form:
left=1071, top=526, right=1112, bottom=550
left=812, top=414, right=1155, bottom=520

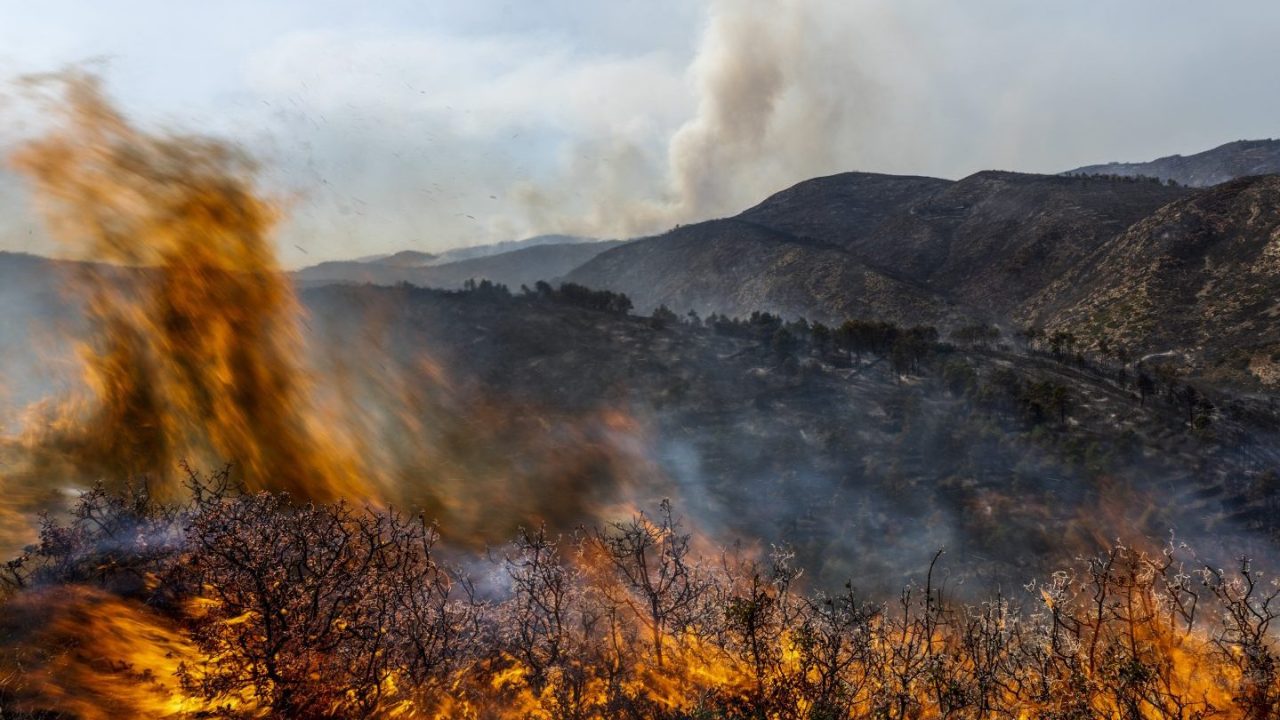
left=0, top=0, right=1278, bottom=267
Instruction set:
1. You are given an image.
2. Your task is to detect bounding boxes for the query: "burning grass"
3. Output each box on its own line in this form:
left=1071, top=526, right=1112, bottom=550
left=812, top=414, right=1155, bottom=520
left=1, top=471, right=1278, bottom=719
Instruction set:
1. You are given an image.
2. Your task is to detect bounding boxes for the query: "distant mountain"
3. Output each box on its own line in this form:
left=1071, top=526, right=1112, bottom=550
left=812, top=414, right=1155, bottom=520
left=372, top=250, right=438, bottom=267
left=431, top=234, right=596, bottom=266
left=1066, top=139, right=1280, bottom=187
left=328, top=235, right=594, bottom=271
left=294, top=239, right=622, bottom=290
left=567, top=171, right=1187, bottom=323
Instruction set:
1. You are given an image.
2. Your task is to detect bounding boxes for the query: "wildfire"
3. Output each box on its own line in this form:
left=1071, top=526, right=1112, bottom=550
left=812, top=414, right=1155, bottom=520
left=11, top=72, right=368, bottom=503
left=0, top=75, right=1276, bottom=719
left=3, top=477, right=1276, bottom=718
left=0, top=585, right=239, bottom=719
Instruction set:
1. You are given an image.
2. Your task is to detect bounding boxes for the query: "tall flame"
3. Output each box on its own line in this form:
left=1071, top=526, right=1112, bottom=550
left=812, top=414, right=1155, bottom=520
left=11, top=73, right=368, bottom=502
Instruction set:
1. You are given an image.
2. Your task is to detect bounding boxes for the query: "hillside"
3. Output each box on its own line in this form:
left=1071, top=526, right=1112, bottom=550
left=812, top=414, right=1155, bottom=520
left=301, top=284, right=1280, bottom=585
left=1031, top=175, right=1280, bottom=384
left=565, top=218, right=955, bottom=325
left=844, top=171, right=1188, bottom=313
left=1068, top=139, right=1280, bottom=187
left=568, top=171, right=1188, bottom=322
left=430, top=233, right=594, bottom=264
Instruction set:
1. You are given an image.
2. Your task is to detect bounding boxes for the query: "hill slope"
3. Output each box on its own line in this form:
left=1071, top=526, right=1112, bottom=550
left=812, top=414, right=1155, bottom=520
left=301, top=284, right=1280, bottom=584
left=847, top=172, right=1188, bottom=314
left=568, top=171, right=1187, bottom=322
left=565, top=218, right=954, bottom=325
left=1032, top=175, right=1280, bottom=383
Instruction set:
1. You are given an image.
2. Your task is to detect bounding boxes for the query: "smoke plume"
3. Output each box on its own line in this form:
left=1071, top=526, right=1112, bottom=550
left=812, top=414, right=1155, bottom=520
left=520, top=0, right=884, bottom=238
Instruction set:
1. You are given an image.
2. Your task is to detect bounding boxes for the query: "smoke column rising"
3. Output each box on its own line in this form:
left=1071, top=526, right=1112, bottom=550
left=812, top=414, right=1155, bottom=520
left=521, top=0, right=887, bottom=238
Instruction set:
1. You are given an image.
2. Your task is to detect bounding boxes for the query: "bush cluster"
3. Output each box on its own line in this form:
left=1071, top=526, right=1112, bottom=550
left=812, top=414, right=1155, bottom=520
left=2, top=471, right=1278, bottom=719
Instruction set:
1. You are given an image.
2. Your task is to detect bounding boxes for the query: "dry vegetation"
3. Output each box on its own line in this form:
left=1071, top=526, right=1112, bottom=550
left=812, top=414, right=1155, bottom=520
left=1, top=469, right=1278, bottom=719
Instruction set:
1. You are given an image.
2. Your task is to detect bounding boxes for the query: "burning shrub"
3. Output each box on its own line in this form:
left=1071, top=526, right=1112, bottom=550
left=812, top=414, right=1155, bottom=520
left=3, top=481, right=1280, bottom=719
left=174, top=491, right=469, bottom=717
left=492, top=525, right=618, bottom=718
left=1, top=474, right=187, bottom=597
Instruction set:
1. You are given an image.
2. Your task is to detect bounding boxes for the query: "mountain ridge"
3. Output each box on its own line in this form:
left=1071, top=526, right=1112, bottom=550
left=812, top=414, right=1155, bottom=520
left=294, top=238, right=621, bottom=290
left=1066, top=139, right=1280, bottom=187
left=567, top=169, right=1189, bottom=324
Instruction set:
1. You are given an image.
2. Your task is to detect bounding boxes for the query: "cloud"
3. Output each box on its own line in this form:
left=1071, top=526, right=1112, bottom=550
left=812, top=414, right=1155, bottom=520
left=235, top=27, right=692, bottom=262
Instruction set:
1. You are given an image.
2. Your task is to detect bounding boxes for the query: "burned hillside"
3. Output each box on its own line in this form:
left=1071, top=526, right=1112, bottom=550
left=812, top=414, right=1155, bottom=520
left=301, top=282, right=1280, bottom=588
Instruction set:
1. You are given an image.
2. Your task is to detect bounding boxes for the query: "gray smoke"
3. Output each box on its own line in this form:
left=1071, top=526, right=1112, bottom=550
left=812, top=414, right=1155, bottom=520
left=519, top=0, right=887, bottom=238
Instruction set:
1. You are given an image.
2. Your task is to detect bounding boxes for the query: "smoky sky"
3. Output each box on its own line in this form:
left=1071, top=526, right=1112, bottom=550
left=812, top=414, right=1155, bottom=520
left=0, top=0, right=1278, bottom=266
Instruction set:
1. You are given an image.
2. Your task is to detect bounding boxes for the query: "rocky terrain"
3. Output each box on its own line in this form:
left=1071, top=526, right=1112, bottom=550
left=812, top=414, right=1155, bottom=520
left=1030, top=176, right=1280, bottom=382
left=752, top=170, right=1188, bottom=315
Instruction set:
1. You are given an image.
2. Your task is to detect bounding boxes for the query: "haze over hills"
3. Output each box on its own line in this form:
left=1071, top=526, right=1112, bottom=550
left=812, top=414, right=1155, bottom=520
left=328, top=234, right=594, bottom=269
left=1067, top=139, right=1280, bottom=187
left=294, top=236, right=619, bottom=289
left=429, top=233, right=596, bottom=265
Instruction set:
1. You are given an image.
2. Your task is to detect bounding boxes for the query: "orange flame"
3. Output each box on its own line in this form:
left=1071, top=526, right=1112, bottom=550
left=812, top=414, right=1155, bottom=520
left=11, top=72, right=368, bottom=502
left=0, top=585, right=256, bottom=718
left=0, top=74, right=1275, bottom=720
